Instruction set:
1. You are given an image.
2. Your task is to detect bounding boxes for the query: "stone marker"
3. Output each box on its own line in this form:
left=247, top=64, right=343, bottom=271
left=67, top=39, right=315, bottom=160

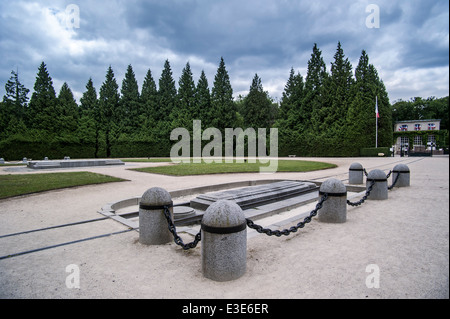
left=201, top=200, right=247, bottom=282
left=0, top=158, right=4, bottom=164
left=191, top=180, right=317, bottom=211
left=23, top=157, right=27, bottom=163
left=318, top=178, right=347, bottom=223
left=366, top=169, right=388, bottom=200
left=392, top=164, right=410, bottom=187
left=139, top=187, right=173, bottom=245
left=349, top=162, right=364, bottom=184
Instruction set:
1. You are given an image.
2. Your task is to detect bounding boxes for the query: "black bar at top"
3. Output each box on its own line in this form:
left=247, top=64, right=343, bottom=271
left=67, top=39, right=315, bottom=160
left=139, top=202, right=173, bottom=211
left=201, top=223, right=247, bottom=234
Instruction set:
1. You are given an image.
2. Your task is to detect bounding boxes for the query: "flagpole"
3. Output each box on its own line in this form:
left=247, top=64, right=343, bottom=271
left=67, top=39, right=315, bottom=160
left=375, top=96, right=378, bottom=148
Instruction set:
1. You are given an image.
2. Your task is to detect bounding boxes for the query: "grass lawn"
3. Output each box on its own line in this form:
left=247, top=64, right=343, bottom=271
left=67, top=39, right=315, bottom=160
left=0, top=172, right=127, bottom=200
left=130, top=159, right=337, bottom=176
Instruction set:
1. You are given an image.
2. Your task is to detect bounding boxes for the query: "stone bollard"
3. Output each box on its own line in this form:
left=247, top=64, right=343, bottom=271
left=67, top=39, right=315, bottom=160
left=139, top=187, right=173, bottom=245
left=349, top=163, right=364, bottom=184
left=366, top=169, right=388, bottom=200
left=318, top=178, right=347, bottom=223
left=0, top=158, right=4, bottom=164
left=392, top=164, right=410, bottom=187
left=201, top=200, right=247, bottom=282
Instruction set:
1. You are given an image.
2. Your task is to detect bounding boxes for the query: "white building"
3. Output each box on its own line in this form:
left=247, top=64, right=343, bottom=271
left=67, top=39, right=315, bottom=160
left=394, top=119, right=441, bottom=154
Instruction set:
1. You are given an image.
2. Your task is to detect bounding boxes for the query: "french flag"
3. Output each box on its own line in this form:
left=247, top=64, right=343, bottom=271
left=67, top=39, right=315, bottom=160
left=375, top=97, right=380, bottom=118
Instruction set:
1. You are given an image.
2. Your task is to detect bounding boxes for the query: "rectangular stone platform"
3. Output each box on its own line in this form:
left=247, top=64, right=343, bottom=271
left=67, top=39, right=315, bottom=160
left=27, top=159, right=125, bottom=169
left=190, top=180, right=318, bottom=211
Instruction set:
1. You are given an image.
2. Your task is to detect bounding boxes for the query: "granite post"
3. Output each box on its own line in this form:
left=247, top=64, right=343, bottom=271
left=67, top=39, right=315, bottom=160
left=392, top=164, right=410, bottom=187
left=139, top=187, right=173, bottom=245
left=349, top=163, right=364, bottom=184
left=201, top=200, right=247, bottom=282
left=366, top=169, right=388, bottom=200
left=318, top=178, right=347, bottom=223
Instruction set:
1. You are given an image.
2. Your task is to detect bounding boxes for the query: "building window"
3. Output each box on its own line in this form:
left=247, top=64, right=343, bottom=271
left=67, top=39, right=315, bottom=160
left=428, top=135, right=436, bottom=144
left=428, top=123, right=436, bottom=130
left=414, top=124, right=421, bottom=131
left=400, top=136, right=409, bottom=146
left=414, top=136, right=422, bottom=146
left=398, top=125, right=408, bottom=131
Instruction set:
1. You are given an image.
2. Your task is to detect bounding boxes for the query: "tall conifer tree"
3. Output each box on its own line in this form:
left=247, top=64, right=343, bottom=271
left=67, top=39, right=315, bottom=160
left=242, top=74, right=273, bottom=128
left=99, top=66, right=119, bottom=157
left=79, top=78, right=100, bottom=156
left=211, top=57, right=236, bottom=130
left=119, top=64, right=141, bottom=135
left=195, top=70, right=211, bottom=126
left=176, top=62, right=196, bottom=130
left=158, top=60, right=177, bottom=122
left=56, top=82, right=79, bottom=135
left=1, top=70, right=29, bottom=135
left=28, top=62, right=57, bottom=133
left=304, top=44, right=328, bottom=134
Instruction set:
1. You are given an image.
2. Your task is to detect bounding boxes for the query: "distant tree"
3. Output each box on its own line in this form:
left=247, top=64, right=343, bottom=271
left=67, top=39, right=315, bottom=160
left=318, top=42, right=355, bottom=154
left=141, top=69, right=158, bottom=123
left=119, top=64, right=141, bottom=135
left=79, top=78, right=100, bottom=156
left=175, top=62, right=196, bottom=130
left=1, top=69, right=30, bottom=136
left=278, top=67, right=305, bottom=129
left=195, top=70, right=211, bottom=126
left=242, top=73, right=273, bottom=128
left=304, top=43, right=328, bottom=134
left=392, top=96, right=449, bottom=131
left=28, top=62, right=57, bottom=133
left=211, top=57, right=236, bottom=130
left=346, top=50, right=391, bottom=153
left=158, top=60, right=177, bottom=122
left=56, top=82, right=79, bottom=136
left=99, top=66, right=120, bottom=157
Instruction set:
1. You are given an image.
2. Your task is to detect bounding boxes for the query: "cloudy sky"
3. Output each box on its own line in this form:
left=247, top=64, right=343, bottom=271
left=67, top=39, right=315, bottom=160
left=0, top=0, right=448, bottom=105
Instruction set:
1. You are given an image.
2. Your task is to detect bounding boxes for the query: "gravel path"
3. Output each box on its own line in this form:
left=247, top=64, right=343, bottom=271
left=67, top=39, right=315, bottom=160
left=0, top=156, right=448, bottom=299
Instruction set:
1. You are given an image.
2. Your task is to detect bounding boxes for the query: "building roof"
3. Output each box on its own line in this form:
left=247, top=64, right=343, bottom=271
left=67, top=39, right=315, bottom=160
left=395, top=119, right=441, bottom=124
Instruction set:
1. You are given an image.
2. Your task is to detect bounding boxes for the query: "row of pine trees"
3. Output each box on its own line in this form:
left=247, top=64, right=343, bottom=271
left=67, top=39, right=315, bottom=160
left=0, top=42, right=392, bottom=158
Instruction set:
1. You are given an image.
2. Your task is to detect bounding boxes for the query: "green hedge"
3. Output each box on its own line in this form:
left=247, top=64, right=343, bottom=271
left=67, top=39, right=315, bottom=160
left=0, top=136, right=97, bottom=160
left=360, top=147, right=391, bottom=157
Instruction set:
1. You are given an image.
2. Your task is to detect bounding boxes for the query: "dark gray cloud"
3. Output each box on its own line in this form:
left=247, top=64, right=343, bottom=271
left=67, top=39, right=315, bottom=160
left=0, top=0, right=448, bottom=104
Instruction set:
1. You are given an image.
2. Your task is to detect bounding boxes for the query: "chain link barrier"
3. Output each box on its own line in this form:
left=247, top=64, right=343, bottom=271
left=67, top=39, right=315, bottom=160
left=163, top=206, right=201, bottom=250
left=161, top=169, right=403, bottom=245
left=347, top=180, right=375, bottom=207
left=388, top=172, right=401, bottom=190
left=246, top=193, right=329, bottom=237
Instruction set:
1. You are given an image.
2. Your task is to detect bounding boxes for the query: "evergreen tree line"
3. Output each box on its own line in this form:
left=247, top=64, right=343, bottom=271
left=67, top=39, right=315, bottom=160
left=1, top=42, right=397, bottom=159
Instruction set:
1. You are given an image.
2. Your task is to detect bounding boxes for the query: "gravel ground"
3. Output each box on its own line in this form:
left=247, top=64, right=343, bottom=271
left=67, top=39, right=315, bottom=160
left=0, top=156, right=448, bottom=299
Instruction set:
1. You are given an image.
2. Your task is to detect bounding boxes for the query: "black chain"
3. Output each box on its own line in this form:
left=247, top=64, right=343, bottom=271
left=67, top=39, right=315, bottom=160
left=347, top=180, right=375, bottom=207
left=363, top=168, right=368, bottom=177
left=388, top=172, right=401, bottom=190
left=246, top=194, right=329, bottom=237
left=386, top=170, right=393, bottom=179
left=163, top=206, right=201, bottom=250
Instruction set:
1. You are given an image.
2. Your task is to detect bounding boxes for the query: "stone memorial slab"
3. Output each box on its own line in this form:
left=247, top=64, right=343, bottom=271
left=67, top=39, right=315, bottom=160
left=27, top=159, right=125, bottom=169
left=190, top=180, right=318, bottom=211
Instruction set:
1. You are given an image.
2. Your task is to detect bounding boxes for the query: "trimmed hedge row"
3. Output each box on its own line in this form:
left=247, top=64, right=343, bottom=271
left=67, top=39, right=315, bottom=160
left=0, top=138, right=98, bottom=160
left=360, top=147, right=391, bottom=157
